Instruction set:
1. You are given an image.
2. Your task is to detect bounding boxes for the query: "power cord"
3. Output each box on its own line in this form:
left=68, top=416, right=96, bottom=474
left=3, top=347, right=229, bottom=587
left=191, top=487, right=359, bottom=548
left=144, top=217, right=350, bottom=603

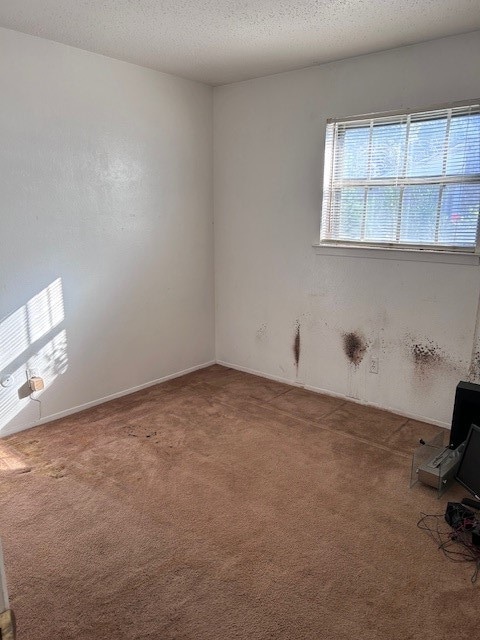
left=417, top=512, right=480, bottom=584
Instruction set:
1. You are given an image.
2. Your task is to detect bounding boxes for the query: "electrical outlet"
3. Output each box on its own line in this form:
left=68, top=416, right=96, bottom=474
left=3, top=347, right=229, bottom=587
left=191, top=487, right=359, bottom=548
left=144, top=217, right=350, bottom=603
left=370, top=356, right=379, bottom=374
left=1, top=374, right=14, bottom=388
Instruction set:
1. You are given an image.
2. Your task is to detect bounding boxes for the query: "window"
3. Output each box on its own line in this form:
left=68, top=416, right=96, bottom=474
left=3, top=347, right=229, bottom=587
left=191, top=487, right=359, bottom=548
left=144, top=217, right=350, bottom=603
left=320, top=102, right=480, bottom=252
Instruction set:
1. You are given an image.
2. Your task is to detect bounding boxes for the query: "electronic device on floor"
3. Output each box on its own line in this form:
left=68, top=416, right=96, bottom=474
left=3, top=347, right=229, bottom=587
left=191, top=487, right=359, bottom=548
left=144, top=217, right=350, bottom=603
left=412, top=382, right=480, bottom=497
left=416, top=442, right=465, bottom=491
left=455, top=424, right=480, bottom=500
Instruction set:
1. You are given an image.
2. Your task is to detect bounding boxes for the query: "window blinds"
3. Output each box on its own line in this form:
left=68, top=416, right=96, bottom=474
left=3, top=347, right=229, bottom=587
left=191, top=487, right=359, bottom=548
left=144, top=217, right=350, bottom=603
left=321, top=103, right=480, bottom=251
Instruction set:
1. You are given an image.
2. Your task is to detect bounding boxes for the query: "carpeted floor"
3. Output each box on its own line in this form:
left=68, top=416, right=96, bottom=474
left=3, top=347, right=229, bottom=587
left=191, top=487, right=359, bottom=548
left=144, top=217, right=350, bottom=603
left=0, top=365, right=476, bottom=640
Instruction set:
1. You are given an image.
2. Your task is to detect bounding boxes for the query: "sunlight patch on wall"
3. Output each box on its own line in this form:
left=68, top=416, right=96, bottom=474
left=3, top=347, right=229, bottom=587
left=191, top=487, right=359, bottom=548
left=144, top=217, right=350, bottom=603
left=0, top=307, right=28, bottom=373
left=0, top=278, right=64, bottom=372
left=0, top=330, right=68, bottom=432
left=0, top=279, right=68, bottom=434
left=26, top=278, right=64, bottom=344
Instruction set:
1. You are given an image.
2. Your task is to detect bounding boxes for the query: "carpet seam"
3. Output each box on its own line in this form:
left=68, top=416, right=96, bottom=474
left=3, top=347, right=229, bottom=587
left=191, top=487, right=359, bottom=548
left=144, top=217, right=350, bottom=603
left=214, top=395, right=412, bottom=460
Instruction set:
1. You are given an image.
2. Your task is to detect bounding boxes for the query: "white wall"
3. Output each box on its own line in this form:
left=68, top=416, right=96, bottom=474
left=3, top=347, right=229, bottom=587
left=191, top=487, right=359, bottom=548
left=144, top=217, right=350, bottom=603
left=0, top=28, right=214, bottom=435
left=2, top=28, right=479, bottom=435
left=214, top=31, right=480, bottom=427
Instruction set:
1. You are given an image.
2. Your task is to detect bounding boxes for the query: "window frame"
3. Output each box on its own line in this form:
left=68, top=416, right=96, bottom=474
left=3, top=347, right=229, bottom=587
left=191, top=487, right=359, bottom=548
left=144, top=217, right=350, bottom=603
left=320, top=99, right=480, bottom=254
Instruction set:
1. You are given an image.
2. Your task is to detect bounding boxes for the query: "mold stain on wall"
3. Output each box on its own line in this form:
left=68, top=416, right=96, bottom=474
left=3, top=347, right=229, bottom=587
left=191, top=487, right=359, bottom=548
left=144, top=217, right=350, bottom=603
left=256, top=323, right=267, bottom=341
left=468, top=349, right=480, bottom=383
left=401, top=332, right=472, bottom=394
left=293, top=321, right=301, bottom=368
left=342, top=331, right=367, bottom=366
left=411, top=341, right=443, bottom=369
left=407, top=336, right=460, bottom=384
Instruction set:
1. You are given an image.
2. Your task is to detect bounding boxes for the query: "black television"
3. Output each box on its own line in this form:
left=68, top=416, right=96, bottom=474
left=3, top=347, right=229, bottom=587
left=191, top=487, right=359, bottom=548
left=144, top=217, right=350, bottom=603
left=455, top=424, right=480, bottom=500
left=449, top=382, right=480, bottom=449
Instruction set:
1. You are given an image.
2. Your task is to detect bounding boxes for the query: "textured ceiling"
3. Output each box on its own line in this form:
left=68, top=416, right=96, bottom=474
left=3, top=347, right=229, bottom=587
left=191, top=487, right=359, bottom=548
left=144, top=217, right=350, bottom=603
left=0, top=1, right=479, bottom=85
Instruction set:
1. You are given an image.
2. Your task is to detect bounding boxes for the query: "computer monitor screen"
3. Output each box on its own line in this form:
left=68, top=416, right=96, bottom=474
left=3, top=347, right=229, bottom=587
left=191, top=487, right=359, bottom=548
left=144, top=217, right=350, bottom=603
left=455, top=423, right=480, bottom=499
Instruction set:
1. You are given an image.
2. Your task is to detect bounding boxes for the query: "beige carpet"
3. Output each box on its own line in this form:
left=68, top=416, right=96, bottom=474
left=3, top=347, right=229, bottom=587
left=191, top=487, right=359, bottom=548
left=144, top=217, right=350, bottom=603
left=0, top=365, right=476, bottom=640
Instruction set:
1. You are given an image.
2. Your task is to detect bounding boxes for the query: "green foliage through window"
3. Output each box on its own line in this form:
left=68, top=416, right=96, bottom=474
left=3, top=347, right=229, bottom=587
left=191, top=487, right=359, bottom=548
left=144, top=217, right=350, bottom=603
left=321, top=103, right=480, bottom=251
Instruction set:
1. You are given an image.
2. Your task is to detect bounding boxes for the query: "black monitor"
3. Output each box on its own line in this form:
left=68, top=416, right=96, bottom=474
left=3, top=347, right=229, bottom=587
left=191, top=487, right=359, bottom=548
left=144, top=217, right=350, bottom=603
left=449, top=382, right=480, bottom=449
left=455, top=424, right=480, bottom=500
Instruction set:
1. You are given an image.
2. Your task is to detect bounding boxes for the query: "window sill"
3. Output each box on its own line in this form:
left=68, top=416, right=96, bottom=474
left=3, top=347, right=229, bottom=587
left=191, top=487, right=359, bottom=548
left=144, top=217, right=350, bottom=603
left=312, top=243, right=480, bottom=265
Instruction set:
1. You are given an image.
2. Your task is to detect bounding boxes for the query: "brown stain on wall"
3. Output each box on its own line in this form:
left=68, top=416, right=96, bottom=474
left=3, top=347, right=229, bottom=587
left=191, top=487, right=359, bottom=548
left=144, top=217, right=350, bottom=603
left=412, top=342, right=442, bottom=367
left=469, top=349, right=480, bottom=382
left=403, top=333, right=468, bottom=390
left=342, top=332, right=367, bottom=366
left=256, top=323, right=268, bottom=340
left=293, top=322, right=300, bottom=368
left=408, top=338, right=449, bottom=384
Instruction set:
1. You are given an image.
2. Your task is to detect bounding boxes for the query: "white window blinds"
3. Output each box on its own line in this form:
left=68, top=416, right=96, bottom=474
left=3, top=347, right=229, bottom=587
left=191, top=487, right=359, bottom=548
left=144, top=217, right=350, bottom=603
left=320, top=102, right=480, bottom=251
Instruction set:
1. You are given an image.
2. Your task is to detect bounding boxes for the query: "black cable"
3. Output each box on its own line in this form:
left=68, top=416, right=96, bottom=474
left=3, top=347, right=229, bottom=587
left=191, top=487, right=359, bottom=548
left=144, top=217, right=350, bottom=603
left=417, top=512, right=480, bottom=583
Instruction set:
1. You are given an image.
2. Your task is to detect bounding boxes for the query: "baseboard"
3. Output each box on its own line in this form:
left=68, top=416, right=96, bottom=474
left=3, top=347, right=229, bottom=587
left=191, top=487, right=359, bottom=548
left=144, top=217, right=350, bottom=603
left=5, top=357, right=449, bottom=437
left=2, top=360, right=216, bottom=437
left=216, top=360, right=304, bottom=388
left=303, top=383, right=450, bottom=429
left=217, top=359, right=449, bottom=429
